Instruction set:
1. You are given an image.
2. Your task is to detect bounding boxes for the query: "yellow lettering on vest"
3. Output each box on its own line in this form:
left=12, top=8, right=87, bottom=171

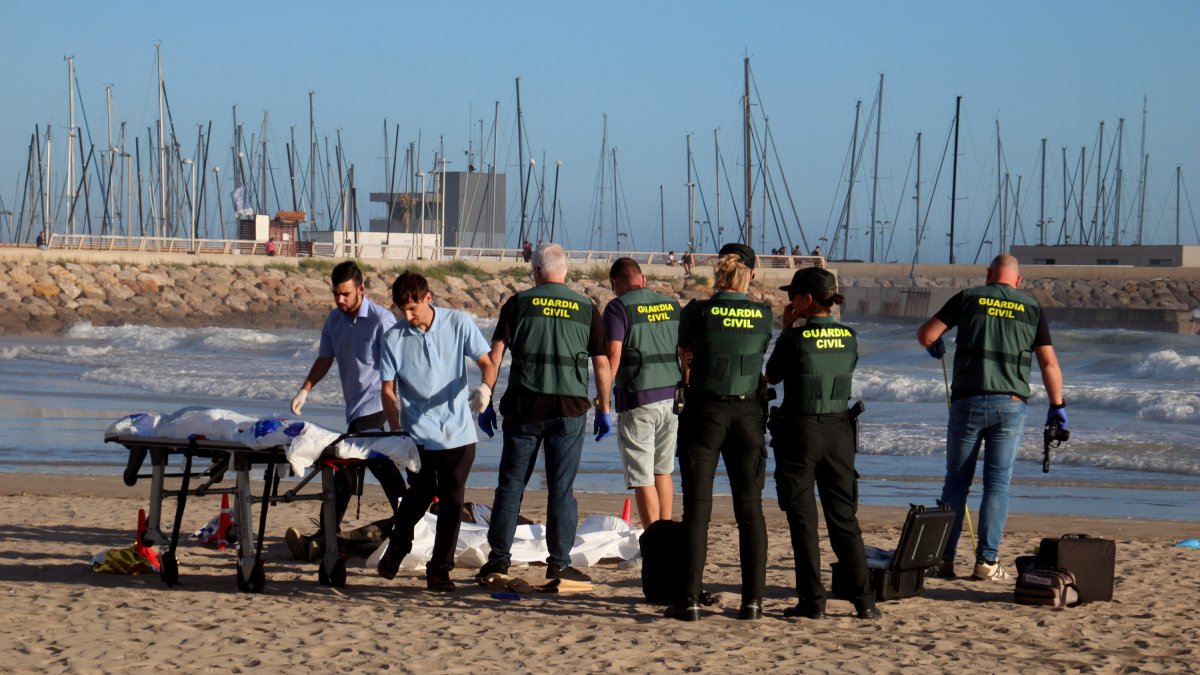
left=646, top=312, right=671, bottom=322
left=532, top=297, right=581, bottom=311
left=987, top=307, right=1016, bottom=319
left=542, top=307, right=571, bottom=318
left=638, top=303, right=675, bottom=315
left=816, top=338, right=846, bottom=349
left=710, top=307, right=764, bottom=318
left=722, top=317, right=754, bottom=329
left=802, top=327, right=852, bottom=339
left=977, top=297, right=1025, bottom=313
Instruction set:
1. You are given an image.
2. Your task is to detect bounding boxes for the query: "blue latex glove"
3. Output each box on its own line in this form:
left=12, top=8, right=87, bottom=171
left=926, top=337, right=946, bottom=359
left=478, top=402, right=498, bottom=438
left=1046, top=405, right=1068, bottom=429
left=594, top=411, right=613, bottom=441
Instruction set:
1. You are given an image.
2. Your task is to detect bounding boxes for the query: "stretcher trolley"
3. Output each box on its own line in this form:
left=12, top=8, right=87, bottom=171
left=106, top=431, right=406, bottom=593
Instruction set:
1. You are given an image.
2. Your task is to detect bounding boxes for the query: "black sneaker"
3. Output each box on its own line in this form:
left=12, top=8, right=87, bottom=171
left=474, top=559, right=510, bottom=585
left=545, top=564, right=591, bottom=582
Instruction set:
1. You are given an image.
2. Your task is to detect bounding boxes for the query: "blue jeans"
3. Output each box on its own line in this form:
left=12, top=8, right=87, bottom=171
left=940, top=395, right=1027, bottom=563
left=486, top=414, right=586, bottom=567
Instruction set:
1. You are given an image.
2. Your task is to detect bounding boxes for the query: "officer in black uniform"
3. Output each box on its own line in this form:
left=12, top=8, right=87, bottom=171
left=766, top=266, right=880, bottom=620
left=666, top=243, right=773, bottom=622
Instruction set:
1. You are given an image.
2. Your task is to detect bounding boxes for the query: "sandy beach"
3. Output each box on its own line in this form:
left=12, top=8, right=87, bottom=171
left=0, top=473, right=1196, bottom=673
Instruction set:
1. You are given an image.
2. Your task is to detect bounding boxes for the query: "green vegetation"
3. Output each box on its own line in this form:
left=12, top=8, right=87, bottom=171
left=298, top=258, right=338, bottom=274
left=567, top=264, right=610, bottom=283
left=684, top=272, right=711, bottom=288
left=501, top=266, right=530, bottom=280
left=421, top=260, right=493, bottom=282
left=264, top=261, right=300, bottom=273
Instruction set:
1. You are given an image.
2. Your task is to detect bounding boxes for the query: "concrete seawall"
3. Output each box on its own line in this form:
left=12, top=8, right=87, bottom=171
left=0, top=247, right=1197, bottom=334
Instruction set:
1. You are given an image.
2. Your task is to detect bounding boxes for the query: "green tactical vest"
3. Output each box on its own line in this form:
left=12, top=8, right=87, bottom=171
left=685, top=293, right=773, bottom=396
left=951, top=284, right=1041, bottom=399
left=615, top=287, right=681, bottom=393
left=511, top=283, right=594, bottom=397
left=783, top=317, right=858, bottom=415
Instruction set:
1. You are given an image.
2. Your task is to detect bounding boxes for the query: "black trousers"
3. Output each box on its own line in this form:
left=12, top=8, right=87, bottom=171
left=677, top=395, right=767, bottom=603
left=387, top=443, right=476, bottom=572
left=773, top=412, right=874, bottom=611
left=320, top=411, right=408, bottom=531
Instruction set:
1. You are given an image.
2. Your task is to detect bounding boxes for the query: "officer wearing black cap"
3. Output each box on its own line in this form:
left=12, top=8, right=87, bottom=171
left=766, top=266, right=880, bottom=620
left=666, top=242, right=772, bottom=622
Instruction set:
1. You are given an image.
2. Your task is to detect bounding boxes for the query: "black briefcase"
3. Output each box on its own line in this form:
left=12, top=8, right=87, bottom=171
left=833, top=503, right=955, bottom=602
left=1035, top=534, right=1115, bottom=603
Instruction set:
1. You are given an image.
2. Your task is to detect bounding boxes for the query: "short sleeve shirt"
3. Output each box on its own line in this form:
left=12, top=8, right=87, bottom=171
left=318, top=297, right=396, bottom=424
left=380, top=307, right=490, bottom=450
left=493, top=286, right=606, bottom=423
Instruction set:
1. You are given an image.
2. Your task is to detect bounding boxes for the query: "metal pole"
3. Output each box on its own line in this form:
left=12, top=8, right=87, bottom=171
left=869, top=73, right=883, bottom=263
left=714, top=128, right=722, bottom=245
left=686, top=133, right=695, bottom=250
left=157, top=43, right=166, bottom=238
left=949, top=96, right=961, bottom=264
left=659, top=184, right=665, bottom=251
left=418, top=171, right=427, bottom=258
left=550, top=160, right=561, bottom=242
left=66, top=55, right=75, bottom=235
left=743, top=56, right=753, bottom=245
left=1039, top=138, right=1046, bottom=246
left=915, top=131, right=922, bottom=264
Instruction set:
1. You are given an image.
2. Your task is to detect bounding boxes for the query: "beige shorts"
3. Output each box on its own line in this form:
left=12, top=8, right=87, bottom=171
left=617, top=399, right=679, bottom=488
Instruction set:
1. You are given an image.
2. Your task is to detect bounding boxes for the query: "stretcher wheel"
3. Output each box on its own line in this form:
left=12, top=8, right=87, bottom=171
left=318, top=559, right=347, bottom=588
left=160, top=553, right=179, bottom=586
left=236, top=560, right=266, bottom=594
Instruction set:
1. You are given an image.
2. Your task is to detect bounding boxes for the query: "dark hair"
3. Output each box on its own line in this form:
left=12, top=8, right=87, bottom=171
left=609, top=257, right=642, bottom=283
left=392, top=270, right=430, bottom=306
left=331, top=261, right=363, bottom=287
left=807, top=291, right=846, bottom=308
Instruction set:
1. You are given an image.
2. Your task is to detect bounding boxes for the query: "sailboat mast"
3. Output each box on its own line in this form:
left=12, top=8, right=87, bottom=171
left=843, top=100, right=861, bottom=261
left=659, top=185, right=665, bottom=251
left=1114, top=118, right=1124, bottom=245
left=157, top=43, right=166, bottom=238
left=550, top=160, right=560, bottom=242
left=66, top=55, right=75, bottom=235
left=106, top=84, right=115, bottom=234
left=869, top=73, right=883, bottom=262
left=914, top=131, right=922, bottom=264
left=743, top=57, right=752, bottom=245
left=1062, top=146, right=1069, bottom=244
left=713, top=128, right=721, bottom=245
left=310, top=91, right=316, bottom=227
left=1094, top=122, right=1104, bottom=242
left=261, top=111, right=269, bottom=217
left=1176, top=165, right=1182, bottom=246
left=996, top=120, right=1004, bottom=254
left=949, top=95, right=961, bottom=264
left=1137, top=95, right=1148, bottom=244
left=516, top=77, right=526, bottom=242
left=686, top=133, right=695, bottom=252
left=490, top=101, right=498, bottom=240
left=1039, top=138, right=1046, bottom=245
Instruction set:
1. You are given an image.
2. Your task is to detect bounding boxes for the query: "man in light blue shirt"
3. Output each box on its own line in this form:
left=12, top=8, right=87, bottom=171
left=285, top=261, right=407, bottom=559
left=376, top=270, right=495, bottom=592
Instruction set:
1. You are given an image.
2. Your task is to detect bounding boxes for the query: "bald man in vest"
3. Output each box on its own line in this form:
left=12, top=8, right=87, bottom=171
left=917, top=254, right=1066, bottom=582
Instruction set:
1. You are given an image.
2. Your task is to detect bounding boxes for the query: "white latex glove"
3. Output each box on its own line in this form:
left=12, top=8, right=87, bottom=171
left=468, top=383, right=492, bottom=414
left=290, top=388, right=309, bottom=416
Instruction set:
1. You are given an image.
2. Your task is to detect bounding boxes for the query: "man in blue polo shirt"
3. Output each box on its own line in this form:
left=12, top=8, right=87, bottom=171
left=375, top=271, right=494, bottom=592
left=285, top=261, right=407, bottom=560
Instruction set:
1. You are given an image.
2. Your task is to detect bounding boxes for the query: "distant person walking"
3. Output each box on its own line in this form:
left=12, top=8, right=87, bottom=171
left=474, top=243, right=613, bottom=584
left=285, top=261, right=407, bottom=560
left=916, top=254, right=1066, bottom=581
left=604, top=258, right=681, bottom=529
left=681, top=250, right=694, bottom=275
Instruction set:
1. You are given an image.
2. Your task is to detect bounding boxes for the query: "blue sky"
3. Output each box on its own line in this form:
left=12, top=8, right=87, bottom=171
left=2, top=1, right=1197, bottom=261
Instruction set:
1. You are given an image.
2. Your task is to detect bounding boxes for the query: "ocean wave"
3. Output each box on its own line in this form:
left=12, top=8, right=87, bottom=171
left=66, top=322, right=190, bottom=351
left=0, top=345, right=32, bottom=360
left=858, top=426, right=1200, bottom=475
left=1062, top=386, right=1200, bottom=424
left=853, top=370, right=946, bottom=403
left=1132, top=350, right=1200, bottom=381
left=80, top=365, right=339, bottom=406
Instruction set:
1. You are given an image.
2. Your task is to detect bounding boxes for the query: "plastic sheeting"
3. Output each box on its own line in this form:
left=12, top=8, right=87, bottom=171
left=105, top=406, right=420, bottom=475
left=367, top=512, right=643, bottom=570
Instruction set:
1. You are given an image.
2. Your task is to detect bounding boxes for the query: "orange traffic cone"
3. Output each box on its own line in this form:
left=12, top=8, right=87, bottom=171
left=203, top=494, right=234, bottom=549
left=133, top=508, right=160, bottom=570
left=620, top=498, right=632, bottom=525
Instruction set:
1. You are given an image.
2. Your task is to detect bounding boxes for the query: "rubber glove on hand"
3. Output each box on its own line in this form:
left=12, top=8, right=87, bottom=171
left=290, top=388, right=308, bottom=416
left=469, top=383, right=492, bottom=414
left=478, top=402, right=498, bottom=438
left=594, top=411, right=613, bottom=442
left=926, top=337, right=946, bottom=359
left=1046, top=405, right=1068, bottom=429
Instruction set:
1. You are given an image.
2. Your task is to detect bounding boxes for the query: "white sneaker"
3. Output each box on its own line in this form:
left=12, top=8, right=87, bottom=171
left=971, top=560, right=1012, bottom=581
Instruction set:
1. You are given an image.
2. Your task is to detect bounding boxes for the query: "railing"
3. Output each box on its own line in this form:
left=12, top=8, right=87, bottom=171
left=41, top=234, right=825, bottom=270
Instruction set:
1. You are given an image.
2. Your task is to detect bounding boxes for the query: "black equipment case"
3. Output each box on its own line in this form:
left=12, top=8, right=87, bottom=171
left=833, top=503, right=955, bottom=602
left=640, top=520, right=685, bottom=606
left=1034, top=534, right=1115, bottom=602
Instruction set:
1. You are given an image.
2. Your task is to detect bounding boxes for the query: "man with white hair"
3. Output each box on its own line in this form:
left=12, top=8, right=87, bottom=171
left=474, top=243, right=613, bottom=583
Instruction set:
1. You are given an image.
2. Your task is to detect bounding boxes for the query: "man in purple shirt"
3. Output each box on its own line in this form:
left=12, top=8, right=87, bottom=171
left=284, top=261, right=407, bottom=560
left=604, top=258, right=682, bottom=528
